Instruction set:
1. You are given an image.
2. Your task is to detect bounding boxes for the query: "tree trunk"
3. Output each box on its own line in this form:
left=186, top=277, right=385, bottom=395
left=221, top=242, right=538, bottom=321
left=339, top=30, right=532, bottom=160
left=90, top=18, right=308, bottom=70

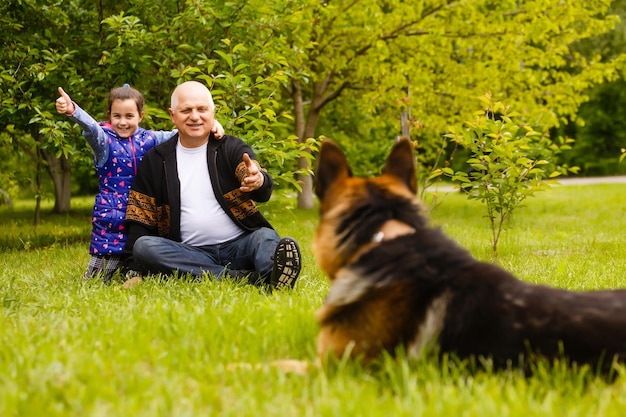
left=42, top=148, right=72, bottom=213
left=292, top=79, right=322, bottom=210
left=34, top=150, right=41, bottom=226
left=296, top=157, right=315, bottom=209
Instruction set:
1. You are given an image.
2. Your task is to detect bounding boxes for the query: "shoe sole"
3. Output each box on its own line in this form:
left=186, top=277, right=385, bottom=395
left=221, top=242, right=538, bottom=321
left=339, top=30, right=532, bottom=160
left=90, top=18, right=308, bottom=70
left=271, top=237, right=302, bottom=289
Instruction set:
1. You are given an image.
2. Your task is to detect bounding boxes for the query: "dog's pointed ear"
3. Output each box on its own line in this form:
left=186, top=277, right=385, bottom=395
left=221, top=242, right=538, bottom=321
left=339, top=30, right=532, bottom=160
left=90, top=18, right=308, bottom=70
left=382, top=137, right=417, bottom=194
left=315, top=140, right=353, bottom=200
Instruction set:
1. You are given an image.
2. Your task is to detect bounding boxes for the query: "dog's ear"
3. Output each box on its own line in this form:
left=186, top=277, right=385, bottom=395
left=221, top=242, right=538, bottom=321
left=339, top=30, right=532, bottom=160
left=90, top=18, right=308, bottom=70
left=382, top=137, right=417, bottom=194
left=315, top=140, right=353, bottom=200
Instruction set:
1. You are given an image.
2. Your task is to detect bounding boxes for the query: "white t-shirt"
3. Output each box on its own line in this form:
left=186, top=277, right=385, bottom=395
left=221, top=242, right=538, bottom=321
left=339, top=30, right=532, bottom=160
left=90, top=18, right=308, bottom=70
left=176, top=141, right=244, bottom=245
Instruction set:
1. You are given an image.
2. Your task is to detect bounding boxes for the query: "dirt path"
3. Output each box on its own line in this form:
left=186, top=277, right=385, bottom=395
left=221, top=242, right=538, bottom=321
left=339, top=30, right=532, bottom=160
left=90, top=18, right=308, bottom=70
left=429, top=175, right=626, bottom=193
left=554, top=175, right=626, bottom=185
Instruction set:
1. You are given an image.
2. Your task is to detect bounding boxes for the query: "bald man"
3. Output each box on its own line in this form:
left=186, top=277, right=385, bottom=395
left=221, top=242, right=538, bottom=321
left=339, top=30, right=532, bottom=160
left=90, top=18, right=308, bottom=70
left=123, top=81, right=301, bottom=289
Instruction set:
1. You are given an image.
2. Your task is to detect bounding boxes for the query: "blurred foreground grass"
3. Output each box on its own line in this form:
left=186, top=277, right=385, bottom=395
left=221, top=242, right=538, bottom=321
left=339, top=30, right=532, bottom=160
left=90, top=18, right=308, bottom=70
left=0, top=185, right=625, bottom=416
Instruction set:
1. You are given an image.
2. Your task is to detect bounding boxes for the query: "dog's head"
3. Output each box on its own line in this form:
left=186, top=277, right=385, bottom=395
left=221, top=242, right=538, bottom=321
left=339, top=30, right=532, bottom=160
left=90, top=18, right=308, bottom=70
left=313, top=138, right=421, bottom=281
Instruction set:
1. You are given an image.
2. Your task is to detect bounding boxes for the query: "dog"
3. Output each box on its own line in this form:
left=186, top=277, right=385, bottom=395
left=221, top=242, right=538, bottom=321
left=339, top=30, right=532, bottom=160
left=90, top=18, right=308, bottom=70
left=313, top=137, right=626, bottom=370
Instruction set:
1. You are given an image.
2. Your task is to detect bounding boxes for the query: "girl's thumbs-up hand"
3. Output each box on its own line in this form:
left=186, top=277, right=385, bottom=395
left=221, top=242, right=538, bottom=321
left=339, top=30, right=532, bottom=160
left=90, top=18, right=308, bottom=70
left=56, top=87, right=75, bottom=115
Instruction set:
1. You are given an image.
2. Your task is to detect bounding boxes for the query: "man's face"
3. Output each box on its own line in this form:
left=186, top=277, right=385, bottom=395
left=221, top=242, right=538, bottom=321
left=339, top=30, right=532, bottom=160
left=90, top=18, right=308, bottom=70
left=169, top=86, right=215, bottom=145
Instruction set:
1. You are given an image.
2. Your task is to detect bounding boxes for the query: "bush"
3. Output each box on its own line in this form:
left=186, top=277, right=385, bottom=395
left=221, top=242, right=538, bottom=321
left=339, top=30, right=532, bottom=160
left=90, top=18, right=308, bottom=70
left=434, top=95, right=578, bottom=255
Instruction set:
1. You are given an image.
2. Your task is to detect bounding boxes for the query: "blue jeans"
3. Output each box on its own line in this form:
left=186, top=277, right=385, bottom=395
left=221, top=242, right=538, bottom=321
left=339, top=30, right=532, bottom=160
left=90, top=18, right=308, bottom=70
left=133, top=227, right=280, bottom=281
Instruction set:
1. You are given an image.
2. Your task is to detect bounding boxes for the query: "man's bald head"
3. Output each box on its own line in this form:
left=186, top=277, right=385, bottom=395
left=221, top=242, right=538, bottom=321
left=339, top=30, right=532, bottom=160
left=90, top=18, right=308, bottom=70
left=170, top=81, right=214, bottom=110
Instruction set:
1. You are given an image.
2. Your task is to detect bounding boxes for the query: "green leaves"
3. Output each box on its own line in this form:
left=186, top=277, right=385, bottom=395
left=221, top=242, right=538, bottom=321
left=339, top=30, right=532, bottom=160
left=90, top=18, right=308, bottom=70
left=0, top=0, right=623, bottom=211
left=441, top=94, right=579, bottom=255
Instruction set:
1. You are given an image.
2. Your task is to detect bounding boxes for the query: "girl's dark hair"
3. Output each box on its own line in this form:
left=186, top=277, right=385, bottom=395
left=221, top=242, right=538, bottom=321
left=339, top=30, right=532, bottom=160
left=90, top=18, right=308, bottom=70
left=107, top=85, right=145, bottom=114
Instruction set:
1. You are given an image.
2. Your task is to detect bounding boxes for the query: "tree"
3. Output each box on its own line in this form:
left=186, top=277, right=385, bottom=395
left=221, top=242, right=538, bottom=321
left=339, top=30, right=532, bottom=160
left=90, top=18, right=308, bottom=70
left=1, top=0, right=82, bottom=216
left=1, top=0, right=623, bottom=213
left=555, top=0, right=626, bottom=175
left=0, top=0, right=132, bottom=215
left=0, top=0, right=314, bottom=215
left=248, top=0, right=622, bottom=208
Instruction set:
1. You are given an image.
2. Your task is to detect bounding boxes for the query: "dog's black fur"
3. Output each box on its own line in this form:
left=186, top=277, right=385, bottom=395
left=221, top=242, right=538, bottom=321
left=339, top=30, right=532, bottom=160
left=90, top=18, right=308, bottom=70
left=313, top=138, right=626, bottom=370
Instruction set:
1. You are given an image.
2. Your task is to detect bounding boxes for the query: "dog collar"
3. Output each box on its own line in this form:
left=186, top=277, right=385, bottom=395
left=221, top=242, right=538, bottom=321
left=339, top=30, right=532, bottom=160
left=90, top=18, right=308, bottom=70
left=345, top=219, right=416, bottom=266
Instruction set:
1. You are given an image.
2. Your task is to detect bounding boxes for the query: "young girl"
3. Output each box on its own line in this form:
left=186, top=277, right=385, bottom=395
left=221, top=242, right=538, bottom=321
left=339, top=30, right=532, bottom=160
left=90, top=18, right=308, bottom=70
left=56, top=85, right=224, bottom=283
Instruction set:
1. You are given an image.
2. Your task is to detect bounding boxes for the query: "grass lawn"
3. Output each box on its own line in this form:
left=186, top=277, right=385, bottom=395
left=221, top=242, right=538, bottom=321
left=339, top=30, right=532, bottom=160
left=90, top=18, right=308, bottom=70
left=1, top=183, right=625, bottom=416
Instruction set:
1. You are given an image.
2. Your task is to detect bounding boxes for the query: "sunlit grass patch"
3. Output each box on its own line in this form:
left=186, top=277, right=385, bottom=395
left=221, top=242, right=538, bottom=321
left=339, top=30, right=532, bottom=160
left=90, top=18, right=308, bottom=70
left=1, top=186, right=625, bottom=416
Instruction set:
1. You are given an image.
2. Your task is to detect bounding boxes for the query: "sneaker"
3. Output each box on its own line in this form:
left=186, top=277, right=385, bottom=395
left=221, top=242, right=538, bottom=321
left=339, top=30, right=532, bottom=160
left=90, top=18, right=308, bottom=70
left=270, top=237, right=302, bottom=289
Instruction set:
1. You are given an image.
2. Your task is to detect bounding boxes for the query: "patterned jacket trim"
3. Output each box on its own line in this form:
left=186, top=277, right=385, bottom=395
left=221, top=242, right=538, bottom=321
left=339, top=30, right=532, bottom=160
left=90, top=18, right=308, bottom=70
left=126, top=189, right=171, bottom=236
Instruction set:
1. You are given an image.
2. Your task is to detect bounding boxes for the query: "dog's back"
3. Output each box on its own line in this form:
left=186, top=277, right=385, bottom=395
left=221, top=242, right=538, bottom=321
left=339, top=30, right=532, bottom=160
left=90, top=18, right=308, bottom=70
left=439, top=261, right=626, bottom=367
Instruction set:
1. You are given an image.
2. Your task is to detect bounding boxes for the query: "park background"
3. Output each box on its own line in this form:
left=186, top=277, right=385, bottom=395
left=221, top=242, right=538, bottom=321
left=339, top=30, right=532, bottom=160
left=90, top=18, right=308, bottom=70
left=1, top=0, right=626, bottom=213
left=2, top=1, right=626, bottom=415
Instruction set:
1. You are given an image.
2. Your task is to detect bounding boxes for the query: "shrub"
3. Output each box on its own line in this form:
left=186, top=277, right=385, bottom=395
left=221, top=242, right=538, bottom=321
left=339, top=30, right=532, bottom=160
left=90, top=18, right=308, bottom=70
left=433, top=95, right=578, bottom=255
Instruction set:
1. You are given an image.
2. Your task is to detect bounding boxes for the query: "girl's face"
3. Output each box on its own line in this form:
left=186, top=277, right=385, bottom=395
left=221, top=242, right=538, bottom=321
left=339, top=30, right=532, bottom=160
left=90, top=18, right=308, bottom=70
left=109, top=99, right=144, bottom=138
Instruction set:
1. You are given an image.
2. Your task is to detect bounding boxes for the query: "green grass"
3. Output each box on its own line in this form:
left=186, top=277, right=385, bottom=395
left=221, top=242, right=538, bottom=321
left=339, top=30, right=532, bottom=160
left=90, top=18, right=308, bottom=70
left=1, top=184, right=626, bottom=416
